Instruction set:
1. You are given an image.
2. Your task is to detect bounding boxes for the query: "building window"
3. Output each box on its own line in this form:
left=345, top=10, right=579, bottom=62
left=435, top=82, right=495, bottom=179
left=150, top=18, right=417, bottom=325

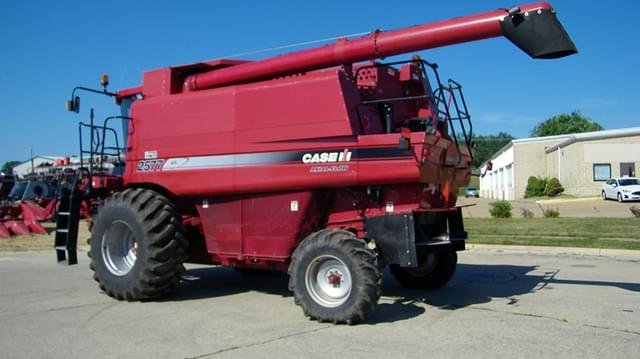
left=593, top=163, right=611, bottom=181
left=620, top=163, right=635, bottom=177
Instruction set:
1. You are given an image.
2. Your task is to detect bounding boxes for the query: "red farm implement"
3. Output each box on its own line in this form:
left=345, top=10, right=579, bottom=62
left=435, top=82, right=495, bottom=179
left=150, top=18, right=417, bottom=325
left=57, top=3, right=576, bottom=323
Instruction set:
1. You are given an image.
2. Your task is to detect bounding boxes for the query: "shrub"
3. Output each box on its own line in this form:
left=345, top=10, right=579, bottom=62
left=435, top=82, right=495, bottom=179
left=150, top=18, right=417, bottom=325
left=543, top=207, right=560, bottom=218
left=525, top=176, right=548, bottom=198
left=490, top=200, right=512, bottom=218
left=630, top=206, right=640, bottom=218
left=521, top=208, right=534, bottom=218
left=544, top=177, right=565, bottom=197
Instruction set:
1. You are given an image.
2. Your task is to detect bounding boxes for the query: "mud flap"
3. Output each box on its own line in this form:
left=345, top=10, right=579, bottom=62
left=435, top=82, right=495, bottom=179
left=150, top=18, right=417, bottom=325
left=364, top=208, right=466, bottom=268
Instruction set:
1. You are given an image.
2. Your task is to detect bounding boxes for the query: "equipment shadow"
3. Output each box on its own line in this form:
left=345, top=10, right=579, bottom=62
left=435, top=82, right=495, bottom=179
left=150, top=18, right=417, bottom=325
left=162, top=266, right=292, bottom=301
left=162, top=263, right=640, bottom=324
left=368, top=263, right=640, bottom=324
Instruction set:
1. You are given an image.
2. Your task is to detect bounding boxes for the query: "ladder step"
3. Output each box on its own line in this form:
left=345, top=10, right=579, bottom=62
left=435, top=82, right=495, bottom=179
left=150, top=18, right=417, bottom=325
left=58, top=212, right=70, bottom=216
left=57, top=229, right=69, bottom=233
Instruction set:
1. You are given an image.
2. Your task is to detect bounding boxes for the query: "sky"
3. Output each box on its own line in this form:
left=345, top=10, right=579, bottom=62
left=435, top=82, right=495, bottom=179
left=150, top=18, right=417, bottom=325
left=1, top=0, right=639, bottom=165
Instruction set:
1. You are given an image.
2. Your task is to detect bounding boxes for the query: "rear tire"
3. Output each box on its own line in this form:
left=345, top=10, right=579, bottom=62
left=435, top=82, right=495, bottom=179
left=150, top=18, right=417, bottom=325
left=89, top=188, right=188, bottom=300
left=288, top=229, right=381, bottom=324
left=390, top=249, right=457, bottom=290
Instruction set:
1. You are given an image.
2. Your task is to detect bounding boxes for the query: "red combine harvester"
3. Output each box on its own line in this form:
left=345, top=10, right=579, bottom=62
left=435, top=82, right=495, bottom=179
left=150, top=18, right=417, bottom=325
left=58, top=3, right=576, bottom=323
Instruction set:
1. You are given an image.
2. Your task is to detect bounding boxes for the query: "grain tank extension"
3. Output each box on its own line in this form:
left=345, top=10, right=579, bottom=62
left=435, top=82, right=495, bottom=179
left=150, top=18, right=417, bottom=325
left=57, top=3, right=576, bottom=323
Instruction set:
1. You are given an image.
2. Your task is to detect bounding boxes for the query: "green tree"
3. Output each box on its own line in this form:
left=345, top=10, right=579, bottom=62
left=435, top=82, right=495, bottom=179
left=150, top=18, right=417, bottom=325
left=471, top=132, right=514, bottom=167
left=530, top=111, right=603, bottom=137
left=1, top=160, right=21, bottom=175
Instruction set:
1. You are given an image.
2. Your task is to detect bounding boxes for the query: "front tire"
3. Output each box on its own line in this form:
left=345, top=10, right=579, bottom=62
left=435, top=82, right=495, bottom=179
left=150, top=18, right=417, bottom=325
left=288, top=229, right=381, bottom=324
left=617, top=192, right=623, bottom=203
left=89, top=188, right=188, bottom=300
left=602, top=191, right=607, bottom=200
left=390, top=248, right=457, bottom=290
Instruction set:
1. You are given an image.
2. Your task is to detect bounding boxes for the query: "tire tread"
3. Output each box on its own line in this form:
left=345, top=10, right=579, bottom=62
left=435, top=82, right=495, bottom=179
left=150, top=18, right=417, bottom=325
left=89, top=188, right=188, bottom=301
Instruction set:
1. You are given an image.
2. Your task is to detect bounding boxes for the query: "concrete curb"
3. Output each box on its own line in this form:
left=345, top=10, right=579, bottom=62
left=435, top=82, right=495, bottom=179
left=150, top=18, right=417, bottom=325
left=535, top=196, right=600, bottom=205
left=467, top=243, right=640, bottom=259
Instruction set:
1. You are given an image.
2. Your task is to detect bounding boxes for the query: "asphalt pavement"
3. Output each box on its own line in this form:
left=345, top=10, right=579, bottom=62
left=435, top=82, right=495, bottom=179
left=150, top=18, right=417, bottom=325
left=0, top=247, right=638, bottom=359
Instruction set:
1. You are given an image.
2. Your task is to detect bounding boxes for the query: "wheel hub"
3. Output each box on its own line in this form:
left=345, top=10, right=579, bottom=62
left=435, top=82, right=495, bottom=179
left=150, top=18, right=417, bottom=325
left=327, top=271, right=343, bottom=286
left=305, top=255, right=352, bottom=308
left=101, top=220, right=138, bottom=276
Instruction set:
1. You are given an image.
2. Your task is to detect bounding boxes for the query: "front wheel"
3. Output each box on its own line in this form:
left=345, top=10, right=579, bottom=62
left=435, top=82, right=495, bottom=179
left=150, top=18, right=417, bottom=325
left=617, top=192, right=623, bottom=203
left=288, top=229, right=381, bottom=324
left=89, top=188, right=188, bottom=300
left=602, top=191, right=607, bottom=200
left=390, top=249, right=457, bottom=290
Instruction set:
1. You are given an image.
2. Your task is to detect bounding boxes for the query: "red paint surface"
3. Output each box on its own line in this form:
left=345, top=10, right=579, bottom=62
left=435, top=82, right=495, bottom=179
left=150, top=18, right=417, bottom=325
left=108, top=3, right=566, bottom=265
left=195, top=191, right=322, bottom=267
left=5, top=220, right=30, bottom=236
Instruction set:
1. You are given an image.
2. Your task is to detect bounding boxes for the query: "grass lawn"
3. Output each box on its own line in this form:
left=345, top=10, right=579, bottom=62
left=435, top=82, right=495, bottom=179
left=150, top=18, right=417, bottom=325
left=2, top=218, right=639, bottom=252
left=465, top=217, right=640, bottom=250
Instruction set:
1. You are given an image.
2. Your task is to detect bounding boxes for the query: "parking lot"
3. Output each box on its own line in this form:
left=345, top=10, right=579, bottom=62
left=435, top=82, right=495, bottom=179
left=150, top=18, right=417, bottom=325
left=1, top=247, right=638, bottom=359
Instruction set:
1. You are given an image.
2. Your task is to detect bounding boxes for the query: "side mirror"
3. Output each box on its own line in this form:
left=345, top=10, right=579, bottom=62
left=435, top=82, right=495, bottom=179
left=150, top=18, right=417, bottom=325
left=65, top=96, right=80, bottom=113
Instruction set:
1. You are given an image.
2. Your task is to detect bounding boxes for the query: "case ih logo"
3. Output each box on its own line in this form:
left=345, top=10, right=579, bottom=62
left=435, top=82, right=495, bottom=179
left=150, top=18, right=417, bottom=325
left=302, top=149, right=352, bottom=164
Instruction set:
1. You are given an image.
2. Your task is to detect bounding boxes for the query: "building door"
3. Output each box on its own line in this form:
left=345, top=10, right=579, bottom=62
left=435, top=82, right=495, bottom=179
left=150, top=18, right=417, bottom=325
left=620, top=163, right=635, bottom=177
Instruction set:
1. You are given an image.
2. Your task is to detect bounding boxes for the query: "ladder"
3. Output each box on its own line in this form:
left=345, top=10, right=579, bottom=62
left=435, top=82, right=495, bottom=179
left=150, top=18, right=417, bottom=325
left=54, top=180, right=81, bottom=265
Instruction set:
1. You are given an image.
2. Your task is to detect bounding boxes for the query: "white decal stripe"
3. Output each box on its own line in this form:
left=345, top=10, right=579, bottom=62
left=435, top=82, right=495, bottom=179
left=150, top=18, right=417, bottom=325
left=162, top=152, right=299, bottom=171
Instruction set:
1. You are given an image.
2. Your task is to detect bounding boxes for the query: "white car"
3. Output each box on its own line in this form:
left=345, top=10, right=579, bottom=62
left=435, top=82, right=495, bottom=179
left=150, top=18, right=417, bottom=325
left=601, top=177, right=640, bottom=202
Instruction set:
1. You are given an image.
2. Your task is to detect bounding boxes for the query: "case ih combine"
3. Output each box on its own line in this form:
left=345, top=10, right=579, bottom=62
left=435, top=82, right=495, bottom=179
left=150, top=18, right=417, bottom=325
left=58, top=3, right=576, bottom=323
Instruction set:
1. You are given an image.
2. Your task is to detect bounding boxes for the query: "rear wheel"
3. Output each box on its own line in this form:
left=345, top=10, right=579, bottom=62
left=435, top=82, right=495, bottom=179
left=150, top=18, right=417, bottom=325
left=89, top=188, right=188, bottom=300
left=288, top=229, right=381, bottom=324
left=390, top=248, right=457, bottom=290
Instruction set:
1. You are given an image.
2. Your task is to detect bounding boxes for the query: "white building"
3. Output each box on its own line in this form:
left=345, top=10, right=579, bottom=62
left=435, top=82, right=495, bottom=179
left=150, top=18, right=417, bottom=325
left=479, top=127, right=640, bottom=200
left=12, top=156, right=64, bottom=178
left=11, top=155, right=121, bottom=178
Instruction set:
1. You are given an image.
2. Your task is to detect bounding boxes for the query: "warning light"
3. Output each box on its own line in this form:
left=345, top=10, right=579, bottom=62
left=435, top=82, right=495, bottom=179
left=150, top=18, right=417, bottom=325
left=100, top=74, right=109, bottom=88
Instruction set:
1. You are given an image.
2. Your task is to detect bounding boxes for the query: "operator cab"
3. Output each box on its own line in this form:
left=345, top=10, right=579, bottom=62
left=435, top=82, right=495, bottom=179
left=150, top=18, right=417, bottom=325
left=355, top=57, right=474, bottom=167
